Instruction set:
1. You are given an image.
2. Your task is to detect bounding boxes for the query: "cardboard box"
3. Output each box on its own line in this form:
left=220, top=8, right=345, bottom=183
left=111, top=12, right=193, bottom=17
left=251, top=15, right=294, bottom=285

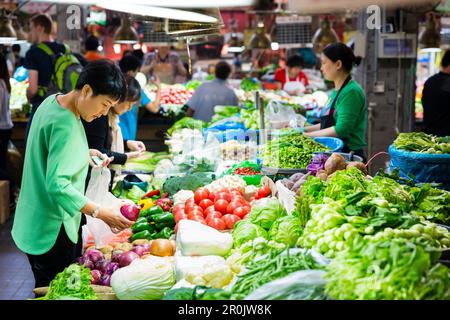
left=0, top=180, right=10, bottom=225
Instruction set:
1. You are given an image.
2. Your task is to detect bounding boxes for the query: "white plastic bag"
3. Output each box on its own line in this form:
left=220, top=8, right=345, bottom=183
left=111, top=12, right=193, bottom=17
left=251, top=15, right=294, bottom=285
left=266, top=100, right=297, bottom=129
left=84, top=167, right=123, bottom=248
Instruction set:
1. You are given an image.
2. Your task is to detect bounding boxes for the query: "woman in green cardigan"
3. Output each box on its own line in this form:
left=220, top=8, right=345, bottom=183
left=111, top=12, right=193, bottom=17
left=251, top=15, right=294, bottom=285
left=12, top=60, right=134, bottom=288
left=304, top=43, right=367, bottom=160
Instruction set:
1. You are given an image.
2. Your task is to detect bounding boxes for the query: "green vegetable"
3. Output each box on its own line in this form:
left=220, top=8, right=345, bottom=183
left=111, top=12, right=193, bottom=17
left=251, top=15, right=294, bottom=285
left=123, top=152, right=172, bottom=173
left=126, top=185, right=146, bottom=203
left=163, top=286, right=231, bottom=300
left=393, top=132, right=450, bottom=154
left=167, top=117, right=207, bottom=136
left=249, top=197, right=287, bottom=230
left=232, top=220, right=268, bottom=247
left=240, top=78, right=261, bottom=92
left=186, top=80, right=202, bottom=91
left=149, top=212, right=174, bottom=224
left=130, top=230, right=153, bottom=242
left=157, top=227, right=174, bottom=239
left=132, top=221, right=155, bottom=233
left=163, top=287, right=195, bottom=300
left=141, top=205, right=164, bottom=217
left=40, top=264, right=97, bottom=300
left=269, top=216, right=303, bottom=247
left=411, top=184, right=450, bottom=225
left=162, top=173, right=213, bottom=196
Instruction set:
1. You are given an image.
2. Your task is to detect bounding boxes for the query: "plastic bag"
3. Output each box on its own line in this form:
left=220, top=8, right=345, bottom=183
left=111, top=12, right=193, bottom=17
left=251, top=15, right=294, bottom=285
left=244, top=270, right=328, bottom=300
left=266, top=100, right=297, bottom=129
left=84, top=167, right=123, bottom=248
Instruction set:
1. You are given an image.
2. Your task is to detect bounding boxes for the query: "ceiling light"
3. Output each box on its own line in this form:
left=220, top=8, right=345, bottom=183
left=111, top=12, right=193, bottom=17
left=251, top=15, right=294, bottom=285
left=113, top=44, right=122, bottom=54
left=312, top=16, right=339, bottom=54
left=248, top=21, right=271, bottom=49
left=271, top=42, right=279, bottom=50
left=0, top=9, right=17, bottom=44
left=114, top=18, right=139, bottom=44
left=419, top=13, right=441, bottom=52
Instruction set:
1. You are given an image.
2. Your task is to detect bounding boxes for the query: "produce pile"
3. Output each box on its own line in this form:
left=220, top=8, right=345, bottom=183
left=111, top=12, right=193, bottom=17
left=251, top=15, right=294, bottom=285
left=157, top=84, right=194, bottom=106
left=122, top=152, right=171, bottom=173
left=394, top=132, right=450, bottom=154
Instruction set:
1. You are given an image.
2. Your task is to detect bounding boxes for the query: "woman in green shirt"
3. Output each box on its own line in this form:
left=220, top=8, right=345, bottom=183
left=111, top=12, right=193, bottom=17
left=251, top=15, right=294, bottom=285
left=304, top=43, right=367, bottom=160
left=12, top=60, right=134, bottom=288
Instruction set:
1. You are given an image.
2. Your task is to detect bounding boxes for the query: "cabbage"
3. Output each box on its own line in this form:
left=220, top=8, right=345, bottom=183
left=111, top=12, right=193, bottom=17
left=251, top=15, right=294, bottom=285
left=250, top=197, right=287, bottom=230
left=269, top=216, right=303, bottom=247
left=232, top=220, right=268, bottom=247
left=110, top=257, right=175, bottom=300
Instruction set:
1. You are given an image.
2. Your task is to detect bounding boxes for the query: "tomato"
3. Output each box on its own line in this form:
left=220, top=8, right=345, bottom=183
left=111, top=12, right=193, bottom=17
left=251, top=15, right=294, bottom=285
left=227, top=201, right=243, bottom=214
left=229, top=188, right=244, bottom=196
left=205, top=211, right=223, bottom=222
left=207, top=218, right=226, bottom=230
left=190, top=215, right=206, bottom=224
left=198, top=199, right=214, bottom=210
left=194, top=188, right=210, bottom=204
left=214, top=199, right=229, bottom=214
left=184, top=198, right=196, bottom=210
left=208, top=192, right=217, bottom=202
left=230, top=195, right=246, bottom=205
left=215, top=192, right=232, bottom=202
left=222, top=214, right=241, bottom=229
left=174, top=211, right=188, bottom=223
left=186, top=207, right=204, bottom=219
left=173, top=204, right=185, bottom=212
left=233, top=206, right=250, bottom=219
left=257, top=185, right=272, bottom=199
left=203, top=206, right=217, bottom=217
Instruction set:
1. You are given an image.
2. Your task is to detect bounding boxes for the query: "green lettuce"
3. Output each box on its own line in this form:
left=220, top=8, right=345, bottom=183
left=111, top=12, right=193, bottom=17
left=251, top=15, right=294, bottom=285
left=250, top=197, right=287, bottom=230
left=232, top=220, right=268, bottom=247
left=269, top=216, right=303, bottom=247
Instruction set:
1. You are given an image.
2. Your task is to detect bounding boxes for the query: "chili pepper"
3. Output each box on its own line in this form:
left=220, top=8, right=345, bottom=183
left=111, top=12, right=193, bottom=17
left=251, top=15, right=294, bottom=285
left=141, top=189, right=160, bottom=199
left=150, top=212, right=175, bottom=225
left=130, top=230, right=153, bottom=242
left=140, top=205, right=164, bottom=218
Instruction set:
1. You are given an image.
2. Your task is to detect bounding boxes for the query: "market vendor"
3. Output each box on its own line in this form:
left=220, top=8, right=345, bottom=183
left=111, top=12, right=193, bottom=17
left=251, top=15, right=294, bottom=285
left=119, top=54, right=161, bottom=141
left=141, top=45, right=187, bottom=84
left=274, top=54, right=309, bottom=96
left=185, top=61, right=239, bottom=122
left=304, top=43, right=366, bottom=160
left=11, top=61, right=134, bottom=288
left=83, top=76, right=146, bottom=189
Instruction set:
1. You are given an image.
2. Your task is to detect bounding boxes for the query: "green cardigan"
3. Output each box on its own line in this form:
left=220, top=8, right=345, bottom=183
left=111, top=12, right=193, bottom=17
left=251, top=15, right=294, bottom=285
left=12, top=95, right=90, bottom=255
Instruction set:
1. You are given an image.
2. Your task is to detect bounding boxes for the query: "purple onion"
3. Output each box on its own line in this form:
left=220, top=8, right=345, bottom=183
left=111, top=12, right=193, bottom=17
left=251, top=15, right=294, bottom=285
left=118, top=251, right=139, bottom=268
left=77, top=256, right=95, bottom=270
left=105, top=262, right=119, bottom=275
left=111, top=250, right=124, bottom=264
left=84, top=249, right=104, bottom=264
left=94, top=260, right=110, bottom=274
left=99, top=274, right=111, bottom=287
left=120, top=204, right=140, bottom=221
left=131, top=245, right=148, bottom=257
left=90, top=270, right=102, bottom=284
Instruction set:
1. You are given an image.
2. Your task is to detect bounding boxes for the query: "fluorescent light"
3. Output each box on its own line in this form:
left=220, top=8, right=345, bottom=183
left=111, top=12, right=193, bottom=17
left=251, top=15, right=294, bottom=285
left=421, top=48, right=442, bottom=53
left=271, top=42, right=279, bottom=51
left=113, top=44, right=121, bottom=54
left=97, top=2, right=219, bottom=23
left=0, top=38, right=17, bottom=44
left=228, top=46, right=245, bottom=53
left=30, top=0, right=255, bottom=8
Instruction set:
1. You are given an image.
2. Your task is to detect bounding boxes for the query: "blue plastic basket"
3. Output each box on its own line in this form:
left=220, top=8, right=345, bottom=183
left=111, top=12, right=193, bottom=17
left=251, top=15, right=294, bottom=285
left=203, top=128, right=260, bottom=143
left=313, top=137, right=344, bottom=153
left=389, top=144, right=450, bottom=190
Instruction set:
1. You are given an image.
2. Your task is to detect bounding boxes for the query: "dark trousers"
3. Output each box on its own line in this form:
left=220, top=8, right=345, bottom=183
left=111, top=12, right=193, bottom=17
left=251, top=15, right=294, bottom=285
left=26, top=214, right=86, bottom=288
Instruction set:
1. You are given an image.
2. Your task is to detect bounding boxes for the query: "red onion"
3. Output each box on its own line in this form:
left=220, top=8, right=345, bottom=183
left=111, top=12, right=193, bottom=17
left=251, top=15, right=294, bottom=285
left=90, top=270, right=102, bottom=284
left=111, top=250, right=124, bottom=263
left=78, top=256, right=95, bottom=270
left=131, top=245, right=148, bottom=257
left=120, top=204, right=141, bottom=221
left=99, top=274, right=111, bottom=287
left=118, top=251, right=139, bottom=268
left=94, top=260, right=110, bottom=274
left=84, top=249, right=104, bottom=264
left=105, top=262, right=119, bottom=275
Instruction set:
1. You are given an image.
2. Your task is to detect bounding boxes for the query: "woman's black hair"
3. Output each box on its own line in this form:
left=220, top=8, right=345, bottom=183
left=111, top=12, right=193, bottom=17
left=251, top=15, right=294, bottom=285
left=0, top=53, right=11, bottom=93
left=124, top=75, right=142, bottom=102
left=286, top=54, right=304, bottom=68
left=75, top=60, right=127, bottom=102
left=119, top=54, right=142, bottom=74
left=322, top=43, right=362, bottom=73
left=215, top=61, right=232, bottom=80
left=441, top=49, right=450, bottom=68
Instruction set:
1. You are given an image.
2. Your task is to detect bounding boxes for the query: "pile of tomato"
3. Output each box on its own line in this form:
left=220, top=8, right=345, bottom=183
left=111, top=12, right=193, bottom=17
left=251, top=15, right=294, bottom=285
left=172, top=186, right=271, bottom=232
left=159, top=86, right=194, bottom=105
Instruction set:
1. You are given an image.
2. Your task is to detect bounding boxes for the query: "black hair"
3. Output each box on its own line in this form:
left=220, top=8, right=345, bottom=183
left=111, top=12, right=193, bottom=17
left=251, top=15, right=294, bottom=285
left=132, top=49, right=144, bottom=62
left=0, top=53, right=11, bottom=93
left=12, top=44, right=21, bottom=53
left=75, top=60, right=127, bottom=102
left=31, top=14, right=53, bottom=34
left=322, top=43, right=362, bottom=73
left=286, top=54, right=304, bottom=68
left=442, top=50, right=450, bottom=68
left=119, top=54, right=142, bottom=74
left=85, top=35, right=99, bottom=51
left=124, top=75, right=142, bottom=102
left=215, top=61, right=232, bottom=80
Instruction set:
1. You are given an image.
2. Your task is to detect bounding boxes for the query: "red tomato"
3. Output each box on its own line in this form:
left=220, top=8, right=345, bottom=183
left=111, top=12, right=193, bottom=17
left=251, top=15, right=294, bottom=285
left=231, top=195, right=246, bottom=204
left=173, top=204, right=185, bottom=212
left=207, top=218, right=226, bottom=230
left=222, top=214, right=241, bottom=229
left=199, top=199, right=214, bottom=210
left=257, top=185, right=271, bottom=198
left=205, top=211, right=223, bottom=222
left=233, top=206, right=250, bottom=219
left=208, top=192, right=216, bottom=202
left=214, top=199, right=229, bottom=214
left=186, top=205, right=203, bottom=214
left=190, top=215, right=206, bottom=224
left=174, top=211, right=188, bottom=223
left=194, top=189, right=210, bottom=204
left=215, top=192, right=232, bottom=202
left=185, top=198, right=195, bottom=210
left=227, top=201, right=243, bottom=214
left=203, top=206, right=217, bottom=217
left=229, top=188, right=244, bottom=196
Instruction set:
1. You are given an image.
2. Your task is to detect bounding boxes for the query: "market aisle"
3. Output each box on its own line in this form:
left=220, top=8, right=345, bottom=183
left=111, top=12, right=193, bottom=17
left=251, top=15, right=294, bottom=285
left=0, top=217, right=34, bottom=300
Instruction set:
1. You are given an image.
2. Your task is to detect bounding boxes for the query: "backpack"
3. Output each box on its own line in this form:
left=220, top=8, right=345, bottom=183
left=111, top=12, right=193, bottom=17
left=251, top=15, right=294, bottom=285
left=37, top=43, right=83, bottom=97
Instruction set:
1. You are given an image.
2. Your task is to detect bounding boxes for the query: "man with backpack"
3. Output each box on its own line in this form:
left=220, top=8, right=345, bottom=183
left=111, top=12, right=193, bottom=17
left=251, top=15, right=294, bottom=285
left=24, top=14, right=83, bottom=138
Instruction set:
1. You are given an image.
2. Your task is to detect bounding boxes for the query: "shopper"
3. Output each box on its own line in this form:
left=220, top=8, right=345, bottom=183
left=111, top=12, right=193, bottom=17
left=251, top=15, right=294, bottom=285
left=118, top=54, right=161, bottom=141
left=142, top=45, right=187, bottom=84
left=422, top=49, right=450, bottom=137
left=185, top=61, right=239, bottom=122
left=12, top=44, right=25, bottom=71
left=0, top=53, right=14, bottom=202
left=83, top=76, right=145, bottom=189
left=304, top=43, right=366, bottom=160
left=12, top=60, right=133, bottom=288
left=23, top=14, right=68, bottom=137
left=84, top=35, right=104, bottom=62
left=274, top=54, right=309, bottom=95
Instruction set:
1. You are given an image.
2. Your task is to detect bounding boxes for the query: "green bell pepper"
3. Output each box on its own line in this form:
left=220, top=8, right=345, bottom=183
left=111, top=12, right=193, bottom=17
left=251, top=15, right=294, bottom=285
left=150, top=212, right=175, bottom=224
left=140, top=205, right=164, bottom=218
left=135, top=216, right=148, bottom=225
left=156, top=227, right=174, bottom=239
left=132, top=221, right=155, bottom=233
left=130, top=230, right=153, bottom=242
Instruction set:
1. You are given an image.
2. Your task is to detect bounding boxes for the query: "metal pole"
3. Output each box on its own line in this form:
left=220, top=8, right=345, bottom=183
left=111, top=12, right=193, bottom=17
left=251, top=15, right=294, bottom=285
left=257, top=90, right=265, bottom=145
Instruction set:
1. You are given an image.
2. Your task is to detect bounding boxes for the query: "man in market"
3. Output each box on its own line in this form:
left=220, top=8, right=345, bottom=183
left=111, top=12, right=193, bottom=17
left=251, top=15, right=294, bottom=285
left=141, top=45, right=187, bottom=84
left=422, top=49, right=450, bottom=137
left=274, top=54, right=310, bottom=96
left=84, top=35, right=104, bottom=62
left=23, top=14, right=67, bottom=138
left=185, top=61, right=239, bottom=122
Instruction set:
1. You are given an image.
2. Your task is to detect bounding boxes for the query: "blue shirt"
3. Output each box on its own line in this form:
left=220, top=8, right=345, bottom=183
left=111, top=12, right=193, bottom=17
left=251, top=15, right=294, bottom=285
left=119, top=89, right=151, bottom=141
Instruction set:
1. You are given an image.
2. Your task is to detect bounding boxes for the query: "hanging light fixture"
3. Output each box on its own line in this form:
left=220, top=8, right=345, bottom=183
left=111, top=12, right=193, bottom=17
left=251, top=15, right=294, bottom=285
left=312, top=16, right=339, bottom=54
left=114, top=17, right=139, bottom=44
left=0, top=9, right=17, bottom=44
left=419, top=13, right=441, bottom=53
left=248, top=20, right=271, bottom=49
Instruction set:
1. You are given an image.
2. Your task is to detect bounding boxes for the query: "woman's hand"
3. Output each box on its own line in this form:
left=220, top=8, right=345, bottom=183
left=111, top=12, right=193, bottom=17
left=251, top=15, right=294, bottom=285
left=98, top=207, right=134, bottom=233
left=127, top=140, right=146, bottom=152
left=126, top=151, right=143, bottom=160
left=89, top=149, right=113, bottom=168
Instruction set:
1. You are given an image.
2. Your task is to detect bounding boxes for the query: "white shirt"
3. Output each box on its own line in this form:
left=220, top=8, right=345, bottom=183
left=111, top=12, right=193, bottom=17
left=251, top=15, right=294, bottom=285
left=0, top=79, right=13, bottom=130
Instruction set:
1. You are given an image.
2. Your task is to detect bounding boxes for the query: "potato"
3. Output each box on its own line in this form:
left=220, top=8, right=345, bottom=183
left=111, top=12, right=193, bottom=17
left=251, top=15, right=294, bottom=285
left=118, top=242, right=133, bottom=252
left=346, top=161, right=368, bottom=175
left=316, top=170, right=328, bottom=181
left=324, top=153, right=346, bottom=175
left=99, top=245, right=113, bottom=255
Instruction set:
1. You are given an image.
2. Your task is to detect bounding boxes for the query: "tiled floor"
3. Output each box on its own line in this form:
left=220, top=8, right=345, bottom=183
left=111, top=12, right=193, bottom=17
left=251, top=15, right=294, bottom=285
left=0, top=216, right=35, bottom=300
